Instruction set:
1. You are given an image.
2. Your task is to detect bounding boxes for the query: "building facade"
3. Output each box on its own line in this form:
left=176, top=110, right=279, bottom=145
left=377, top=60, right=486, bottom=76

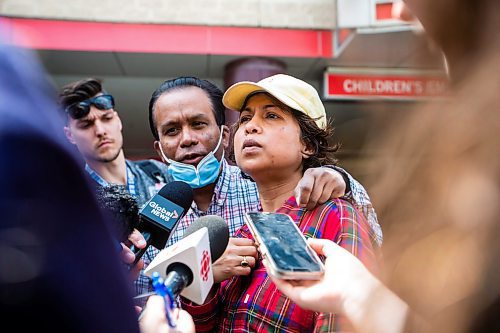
left=0, top=0, right=446, bottom=181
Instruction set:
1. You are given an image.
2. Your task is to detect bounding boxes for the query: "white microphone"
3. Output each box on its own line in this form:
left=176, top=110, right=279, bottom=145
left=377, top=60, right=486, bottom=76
left=144, top=215, right=229, bottom=304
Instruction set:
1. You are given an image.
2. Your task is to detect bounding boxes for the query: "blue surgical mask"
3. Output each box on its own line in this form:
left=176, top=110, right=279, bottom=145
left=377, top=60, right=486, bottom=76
left=158, top=126, right=224, bottom=189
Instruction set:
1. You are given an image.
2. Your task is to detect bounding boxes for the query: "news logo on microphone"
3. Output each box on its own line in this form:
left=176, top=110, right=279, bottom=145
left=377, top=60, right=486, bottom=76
left=130, top=181, right=194, bottom=264
left=144, top=215, right=229, bottom=305
left=145, top=227, right=213, bottom=304
left=141, top=195, right=183, bottom=230
left=200, top=250, right=210, bottom=282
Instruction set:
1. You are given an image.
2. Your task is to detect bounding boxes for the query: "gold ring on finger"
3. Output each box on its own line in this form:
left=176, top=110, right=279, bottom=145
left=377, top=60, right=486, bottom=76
left=240, top=256, right=249, bottom=267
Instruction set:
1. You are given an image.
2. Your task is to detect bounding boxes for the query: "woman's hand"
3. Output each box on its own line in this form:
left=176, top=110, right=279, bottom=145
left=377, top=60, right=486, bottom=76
left=212, top=237, right=258, bottom=283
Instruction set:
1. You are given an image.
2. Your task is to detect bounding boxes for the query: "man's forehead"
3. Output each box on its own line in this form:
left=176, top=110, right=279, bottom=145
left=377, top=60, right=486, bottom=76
left=73, top=109, right=114, bottom=122
left=157, top=86, right=212, bottom=109
left=160, top=112, right=212, bottom=125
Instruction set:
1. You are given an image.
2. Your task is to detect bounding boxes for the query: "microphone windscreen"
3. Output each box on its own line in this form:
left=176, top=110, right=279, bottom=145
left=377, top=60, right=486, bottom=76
left=184, top=215, right=229, bottom=262
left=95, top=184, right=139, bottom=241
left=157, top=181, right=194, bottom=214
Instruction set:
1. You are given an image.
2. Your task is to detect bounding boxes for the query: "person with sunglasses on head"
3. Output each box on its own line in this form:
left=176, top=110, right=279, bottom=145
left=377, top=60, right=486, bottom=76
left=59, top=78, right=169, bottom=298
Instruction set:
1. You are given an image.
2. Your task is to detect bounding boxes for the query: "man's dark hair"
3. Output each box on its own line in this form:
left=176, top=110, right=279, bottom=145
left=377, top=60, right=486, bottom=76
left=59, top=78, right=103, bottom=119
left=148, top=77, right=225, bottom=140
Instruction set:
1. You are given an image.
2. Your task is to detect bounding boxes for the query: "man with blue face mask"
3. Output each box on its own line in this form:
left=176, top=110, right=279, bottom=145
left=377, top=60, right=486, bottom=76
left=149, top=77, right=382, bottom=283
left=157, top=125, right=225, bottom=189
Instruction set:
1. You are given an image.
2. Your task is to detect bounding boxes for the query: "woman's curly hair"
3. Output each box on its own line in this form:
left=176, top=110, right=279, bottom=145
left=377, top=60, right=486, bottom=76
left=290, top=108, right=339, bottom=170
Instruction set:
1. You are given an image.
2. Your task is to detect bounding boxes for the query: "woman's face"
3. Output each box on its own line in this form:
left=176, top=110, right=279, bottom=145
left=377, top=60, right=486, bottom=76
left=234, top=93, right=308, bottom=182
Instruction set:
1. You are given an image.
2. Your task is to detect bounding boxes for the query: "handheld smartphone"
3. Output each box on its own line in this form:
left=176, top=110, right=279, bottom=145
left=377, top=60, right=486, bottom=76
left=244, top=212, right=324, bottom=280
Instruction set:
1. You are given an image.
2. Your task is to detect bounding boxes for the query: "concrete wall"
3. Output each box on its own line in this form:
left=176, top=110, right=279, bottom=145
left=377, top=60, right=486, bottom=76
left=0, top=0, right=336, bottom=29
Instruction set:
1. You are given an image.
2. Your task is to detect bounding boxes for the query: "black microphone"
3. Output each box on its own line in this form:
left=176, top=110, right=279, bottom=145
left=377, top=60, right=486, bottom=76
left=183, top=215, right=230, bottom=260
left=131, top=181, right=193, bottom=264
left=94, top=184, right=140, bottom=243
left=145, top=215, right=229, bottom=304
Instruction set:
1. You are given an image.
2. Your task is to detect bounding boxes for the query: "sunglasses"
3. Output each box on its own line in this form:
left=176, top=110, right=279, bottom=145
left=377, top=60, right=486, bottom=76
left=65, top=94, right=115, bottom=119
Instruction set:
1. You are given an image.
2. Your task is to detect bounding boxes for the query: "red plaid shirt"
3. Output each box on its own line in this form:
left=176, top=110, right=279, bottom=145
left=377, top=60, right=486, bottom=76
left=182, top=196, right=380, bottom=332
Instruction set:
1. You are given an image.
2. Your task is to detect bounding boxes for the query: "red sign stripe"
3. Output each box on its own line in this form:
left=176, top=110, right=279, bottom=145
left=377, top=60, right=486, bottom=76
left=1, top=18, right=333, bottom=58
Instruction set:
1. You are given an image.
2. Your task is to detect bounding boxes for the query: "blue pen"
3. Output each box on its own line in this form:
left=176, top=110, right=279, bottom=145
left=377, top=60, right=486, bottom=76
left=151, top=272, right=177, bottom=328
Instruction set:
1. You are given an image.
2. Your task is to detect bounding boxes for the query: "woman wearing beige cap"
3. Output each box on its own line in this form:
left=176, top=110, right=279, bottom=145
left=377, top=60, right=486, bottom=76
left=180, top=74, right=381, bottom=332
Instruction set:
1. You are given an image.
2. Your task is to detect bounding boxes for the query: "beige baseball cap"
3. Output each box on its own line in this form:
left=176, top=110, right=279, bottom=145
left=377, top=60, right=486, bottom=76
left=223, top=74, right=327, bottom=129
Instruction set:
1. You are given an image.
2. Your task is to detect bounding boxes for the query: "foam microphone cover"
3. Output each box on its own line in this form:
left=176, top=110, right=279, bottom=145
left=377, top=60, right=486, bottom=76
left=94, top=184, right=139, bottom=242
left=183, top=215, right=229, bottom=262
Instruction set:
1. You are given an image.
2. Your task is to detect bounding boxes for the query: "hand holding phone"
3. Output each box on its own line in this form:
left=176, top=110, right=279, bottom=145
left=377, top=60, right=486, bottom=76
left=244, top=212, right=324, bottom=280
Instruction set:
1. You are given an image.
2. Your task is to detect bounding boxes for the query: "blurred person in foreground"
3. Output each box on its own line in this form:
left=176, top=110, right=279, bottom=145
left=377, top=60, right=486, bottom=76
left=0, top=32, right=193, bottom=332
left=267, top=1, right=500, bottom=333
left=180, top=74, right=380, bottom=332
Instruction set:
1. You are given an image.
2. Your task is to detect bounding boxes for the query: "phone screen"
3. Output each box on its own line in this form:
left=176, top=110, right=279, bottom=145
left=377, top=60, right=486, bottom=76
left=246, top=212, right=323, bottom=275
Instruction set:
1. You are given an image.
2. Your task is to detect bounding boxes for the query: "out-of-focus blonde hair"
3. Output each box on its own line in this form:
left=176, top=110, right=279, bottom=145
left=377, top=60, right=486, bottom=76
left=365, top=1, right=500, bottom=332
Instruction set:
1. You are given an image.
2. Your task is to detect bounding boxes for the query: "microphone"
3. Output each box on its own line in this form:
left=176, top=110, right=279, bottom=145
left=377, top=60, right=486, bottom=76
left=94, top=184, right=140, bottom=242
left=131, top=181, right=193, bottom=264
left=144, top=215, right=229, bottom=304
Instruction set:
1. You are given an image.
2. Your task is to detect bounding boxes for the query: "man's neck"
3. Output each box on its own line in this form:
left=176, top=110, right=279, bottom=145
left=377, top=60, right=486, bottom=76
left=86, top=151, right=127, bottom=185
left=193, top=183, right=217, bottom=212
